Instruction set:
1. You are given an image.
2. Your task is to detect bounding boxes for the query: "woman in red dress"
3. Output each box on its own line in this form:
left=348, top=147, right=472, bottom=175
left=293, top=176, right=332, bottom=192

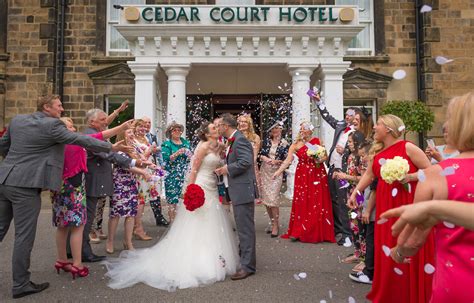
left=273, top=122, right=335, bottom=243
left=348, top=114, right=434, bottom=303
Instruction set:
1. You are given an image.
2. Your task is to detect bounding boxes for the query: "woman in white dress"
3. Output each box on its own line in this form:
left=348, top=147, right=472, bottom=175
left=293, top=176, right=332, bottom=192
left=104, top=121, right=239, bottom=291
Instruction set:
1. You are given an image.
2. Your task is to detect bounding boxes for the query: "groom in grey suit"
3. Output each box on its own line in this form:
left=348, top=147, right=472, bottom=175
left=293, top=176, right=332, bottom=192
left=215, top=113, right=257, bottom=280
left=0, top=95, right=127, bottom=299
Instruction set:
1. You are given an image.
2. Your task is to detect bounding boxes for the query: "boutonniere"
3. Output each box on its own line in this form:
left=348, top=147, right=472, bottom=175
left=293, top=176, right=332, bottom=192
left=227, top=137, right=235, bottom=154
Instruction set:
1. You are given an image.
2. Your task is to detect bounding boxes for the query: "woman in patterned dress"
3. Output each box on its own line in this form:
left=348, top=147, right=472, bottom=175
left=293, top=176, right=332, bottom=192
left=237, top=114, right=262, bottom=204
left=105, top=128, right=151, bottom=253
left=258, top=124, right=289, bottom=237
left=161, top=122, right=191, bottom=223
left=132, top=119, right=163, bottom=240
left=52, top=117, right=130, bottom=278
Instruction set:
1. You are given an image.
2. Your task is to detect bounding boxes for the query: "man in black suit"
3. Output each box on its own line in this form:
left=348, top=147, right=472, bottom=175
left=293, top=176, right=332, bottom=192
left=312, top=94, right=355, bottom=246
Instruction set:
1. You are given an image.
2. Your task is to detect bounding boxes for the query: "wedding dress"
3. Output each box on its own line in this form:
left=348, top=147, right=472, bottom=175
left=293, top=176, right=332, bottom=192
left=104, top=152, right=239, bottom=291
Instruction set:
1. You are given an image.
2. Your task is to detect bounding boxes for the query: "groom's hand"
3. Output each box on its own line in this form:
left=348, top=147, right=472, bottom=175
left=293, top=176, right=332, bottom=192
left=215, top=165, right=228, bottom=176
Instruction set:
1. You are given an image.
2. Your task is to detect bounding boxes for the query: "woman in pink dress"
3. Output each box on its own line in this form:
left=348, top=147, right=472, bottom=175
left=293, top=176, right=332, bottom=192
left=384, top=92, right=474, bottom=303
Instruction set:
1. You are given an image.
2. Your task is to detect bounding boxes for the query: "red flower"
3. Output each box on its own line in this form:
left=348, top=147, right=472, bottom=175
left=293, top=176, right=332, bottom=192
left=183, top=184, right=205, bottom=212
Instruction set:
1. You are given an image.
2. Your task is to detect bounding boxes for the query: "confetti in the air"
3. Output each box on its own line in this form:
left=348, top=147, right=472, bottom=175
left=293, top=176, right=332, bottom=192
left=420, top=5, right=432, bottom=13
left=392, top=69, right=407, bottom=80
left=391, top=188, right=398, bottom=197
left=377, top=217, right=388, bottom=225
left=424, top=263, right=436, bottom=274
left=298, top=272, right=307, bottom=279
left=435, top=56, right=454, bottom=65
left=443, top=221, right=455, bottom=228
left=440, top=166, right=456, bottom=176
left=418, top=170, right=426, bottom=182
left=382, top=245, right=391, bottom=257
left=394, top=267, right=404, bottom=275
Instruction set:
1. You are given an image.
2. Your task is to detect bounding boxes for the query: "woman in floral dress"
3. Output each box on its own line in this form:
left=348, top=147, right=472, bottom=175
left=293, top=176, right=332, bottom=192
left=106, top=128, right=151, bottom=253
left=132, top=119, right=163, bottom=240
left=52, top=117, right=129, bottom=278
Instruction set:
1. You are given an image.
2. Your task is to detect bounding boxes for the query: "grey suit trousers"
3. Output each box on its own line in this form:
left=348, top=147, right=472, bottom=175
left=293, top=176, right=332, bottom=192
left=233, top=202, right=256, bottom=273
left=0, top=185, right=42, bottom=291
left=82, top=196, right=100, bottom=257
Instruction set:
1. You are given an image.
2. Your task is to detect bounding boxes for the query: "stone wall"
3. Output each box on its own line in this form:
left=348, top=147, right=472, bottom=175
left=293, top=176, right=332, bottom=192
left=422, top=0, right=474, bottom=138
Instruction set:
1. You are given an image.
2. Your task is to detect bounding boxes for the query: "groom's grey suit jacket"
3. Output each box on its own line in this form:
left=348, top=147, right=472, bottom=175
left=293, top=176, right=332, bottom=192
left=0, top=112, right=112, bottom=191
left=226, top=130, right=257, bottom=205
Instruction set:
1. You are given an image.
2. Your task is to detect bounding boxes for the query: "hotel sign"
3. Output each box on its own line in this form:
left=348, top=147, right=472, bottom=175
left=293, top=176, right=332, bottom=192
left=122, top=6, right=356, bottom=25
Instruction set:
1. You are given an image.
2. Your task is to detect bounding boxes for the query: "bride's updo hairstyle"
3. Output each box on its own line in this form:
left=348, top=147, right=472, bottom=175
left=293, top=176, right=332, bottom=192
left=196, top=121, right=211, bottom=141
left=369, top=114, right=405, bottom=159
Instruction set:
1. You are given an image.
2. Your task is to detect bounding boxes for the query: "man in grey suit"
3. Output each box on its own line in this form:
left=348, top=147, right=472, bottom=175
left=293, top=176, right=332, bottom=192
left=0, top=95, right=129, bottom=299
left=77, top=109, right=148, bottom=262
left=215, top=113, right=257, bottom=280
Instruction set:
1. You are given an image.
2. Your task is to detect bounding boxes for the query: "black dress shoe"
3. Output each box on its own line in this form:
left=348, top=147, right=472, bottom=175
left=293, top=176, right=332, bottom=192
left=12, top=281, right=49, bottom=299
left=82, top=254, right=106, bottom=263
left=155, top=216, right=169, bottom=227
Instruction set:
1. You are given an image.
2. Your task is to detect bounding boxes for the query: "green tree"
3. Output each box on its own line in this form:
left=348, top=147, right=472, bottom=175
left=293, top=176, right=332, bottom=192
left=380, top=100, right=434, bottom=136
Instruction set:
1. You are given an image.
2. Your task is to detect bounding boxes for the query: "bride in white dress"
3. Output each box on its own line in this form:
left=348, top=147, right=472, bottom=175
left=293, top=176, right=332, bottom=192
left=104, top=121, right=239, bottom=291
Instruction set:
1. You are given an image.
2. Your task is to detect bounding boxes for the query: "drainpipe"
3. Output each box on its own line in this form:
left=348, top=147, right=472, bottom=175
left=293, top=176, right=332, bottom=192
left=57, top=0, right=67, bottom=100
left=415, top=0, right=425, bottom=146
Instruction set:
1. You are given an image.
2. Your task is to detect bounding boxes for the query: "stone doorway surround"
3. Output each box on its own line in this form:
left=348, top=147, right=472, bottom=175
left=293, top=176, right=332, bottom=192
left=115, top=4, right=363, bottom=147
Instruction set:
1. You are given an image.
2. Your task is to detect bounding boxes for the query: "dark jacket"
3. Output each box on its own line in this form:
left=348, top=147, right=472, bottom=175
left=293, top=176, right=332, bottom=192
left=83, top=127, right=132, bottom=197
left=258, top=138, right=289, bottom=168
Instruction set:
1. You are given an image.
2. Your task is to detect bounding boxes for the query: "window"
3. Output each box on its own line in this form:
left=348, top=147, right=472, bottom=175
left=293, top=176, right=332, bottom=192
left=336, top=0, right=374, bottom=56
left=107, top=0, right=145, bottom=55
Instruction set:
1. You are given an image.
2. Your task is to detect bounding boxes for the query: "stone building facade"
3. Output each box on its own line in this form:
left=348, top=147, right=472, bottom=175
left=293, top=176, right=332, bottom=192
left=0, top=0, right=473, bottom=143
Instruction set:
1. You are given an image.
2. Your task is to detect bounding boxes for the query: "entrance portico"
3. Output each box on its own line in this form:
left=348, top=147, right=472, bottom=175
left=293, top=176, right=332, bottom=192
left=116, top=4, right=362, bottom=147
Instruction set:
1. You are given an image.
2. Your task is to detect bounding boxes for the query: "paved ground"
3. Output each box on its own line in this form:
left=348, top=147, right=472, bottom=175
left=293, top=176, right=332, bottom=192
left=0, top=195, right=370, bottom=302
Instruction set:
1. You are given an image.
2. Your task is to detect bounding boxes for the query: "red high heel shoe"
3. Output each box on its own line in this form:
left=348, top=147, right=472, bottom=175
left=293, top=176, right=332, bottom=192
left=54, top=260, right=72, bottom=274
left=70, top=265, right=89, bottom=280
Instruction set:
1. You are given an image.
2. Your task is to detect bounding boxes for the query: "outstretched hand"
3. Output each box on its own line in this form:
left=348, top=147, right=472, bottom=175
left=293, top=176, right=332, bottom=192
left=111, top=140, right=134, bottom=154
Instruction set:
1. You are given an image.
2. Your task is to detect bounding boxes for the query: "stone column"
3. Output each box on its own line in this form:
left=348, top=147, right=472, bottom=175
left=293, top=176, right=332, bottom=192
left=161, top=64, right=190, bottom=134
left=129, top=62, right=159, bottom=131
left=320, top=62, right=350, bottom=150
left=288, top=65, right=315, bottom=141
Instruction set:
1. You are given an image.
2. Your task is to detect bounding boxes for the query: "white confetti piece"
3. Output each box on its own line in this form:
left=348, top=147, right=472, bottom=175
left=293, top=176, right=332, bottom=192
left=392, top=188, right=398, bottom=197
left=326, top=218, right=332, bottom=225
left=418, top=170, right=426, bottom=182
left=378, top=158, right=386, bottom=165
left=394, top=267, right=403, bottom=275
left=320, top=301, right=327, bottom=303
left=293, top=273, right=301, bottom=280
left=348, top=297, right=356, bottom=303
left=350, top=212, right=358, bottom=219
left=352, top=84, right=360, bottom=89
left=440, top=166, right=456, bottom=176
left=392, top=69, right=407, bottom=80
left=424, top=263, right=436, bottom=274
left=298, top=272, right=307, bottom=279
left=420, top=4, right=432, bottom=13
left=382, top=245, right=391, bottom=257
left=329, top=290, right=333, bottom=299
left=435, top=56, right=454, bottom=65
left=443, top=221, right=455, bottom=228
left=407, top=183, right=412, bottom=193
left=398, top=125, right=405, bottom=132
left=377, top=218, right=388, bottom=225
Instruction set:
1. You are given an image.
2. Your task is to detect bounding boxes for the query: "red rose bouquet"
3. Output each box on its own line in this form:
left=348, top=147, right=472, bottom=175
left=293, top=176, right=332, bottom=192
left=183, top=184, right=205, bottom=211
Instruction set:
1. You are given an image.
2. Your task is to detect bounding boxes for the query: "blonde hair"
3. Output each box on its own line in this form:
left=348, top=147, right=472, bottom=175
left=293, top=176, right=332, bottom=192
left=447, top=92, right=474, bottom=152
left=117, top=129, right=140, bottom=159
left=296, top=121, right=314, bottom=142
left=369, top=114, right=405, bottom=158
left=238, top=114, right=258, bottom=142
left=60, top=117, right=73, bottom=126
